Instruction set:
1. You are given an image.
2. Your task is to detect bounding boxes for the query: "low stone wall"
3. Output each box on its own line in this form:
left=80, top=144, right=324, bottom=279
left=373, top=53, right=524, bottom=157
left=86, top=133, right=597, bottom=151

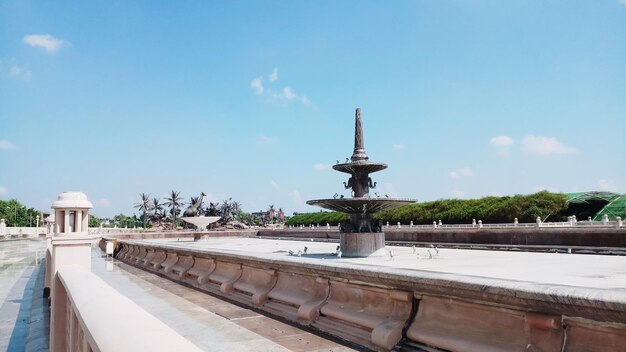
left=100, top=229, right=257, bottom=241
left=260, top=227, right=626, bottom=248
left=101, top=226, right=626, bottom=248
left=114, top=239, right=626, bottom=352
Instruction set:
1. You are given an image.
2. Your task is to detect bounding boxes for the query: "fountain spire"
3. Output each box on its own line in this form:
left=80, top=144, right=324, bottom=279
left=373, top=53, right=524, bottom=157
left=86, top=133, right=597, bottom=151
left=351, top=108, right=369, bottom=162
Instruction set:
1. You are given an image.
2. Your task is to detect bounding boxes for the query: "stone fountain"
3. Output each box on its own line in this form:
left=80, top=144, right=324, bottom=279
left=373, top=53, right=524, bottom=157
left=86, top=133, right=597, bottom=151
left=307, top=108, right=415, bottom=257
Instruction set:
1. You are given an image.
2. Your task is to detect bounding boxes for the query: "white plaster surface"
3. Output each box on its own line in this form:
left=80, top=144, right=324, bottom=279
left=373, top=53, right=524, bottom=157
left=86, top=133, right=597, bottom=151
left=140, top=237, right=626, bottom=290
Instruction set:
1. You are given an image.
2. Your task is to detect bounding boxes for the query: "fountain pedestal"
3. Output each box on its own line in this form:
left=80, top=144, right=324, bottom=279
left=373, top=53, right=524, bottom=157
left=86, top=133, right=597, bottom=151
left=340, top=232, right=386, bottom=257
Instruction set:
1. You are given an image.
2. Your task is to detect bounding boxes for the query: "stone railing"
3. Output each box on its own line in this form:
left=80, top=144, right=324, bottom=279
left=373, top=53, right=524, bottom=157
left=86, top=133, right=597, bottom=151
left=50, top=264, right=201, bottom=352
left=88, top=227, right=145, bottom=235
left=0, top=227, right=47, bottom=238
left=114, top=239, right=626, bottom=351
left=285, top=218, right=624, bottom=230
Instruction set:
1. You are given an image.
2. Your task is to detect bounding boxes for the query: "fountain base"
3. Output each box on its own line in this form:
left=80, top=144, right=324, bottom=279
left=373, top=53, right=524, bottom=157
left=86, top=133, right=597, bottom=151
left=340, top=232, right=386, bottom=257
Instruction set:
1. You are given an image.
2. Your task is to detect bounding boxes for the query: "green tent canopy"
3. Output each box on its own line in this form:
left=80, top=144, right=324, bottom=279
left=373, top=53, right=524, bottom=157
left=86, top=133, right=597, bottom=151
left=565, top=191, right=626, bottom=221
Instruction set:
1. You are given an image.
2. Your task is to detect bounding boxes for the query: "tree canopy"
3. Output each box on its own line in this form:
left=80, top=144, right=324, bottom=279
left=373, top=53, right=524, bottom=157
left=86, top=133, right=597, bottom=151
left=286, top=192, right=569, bottom=226
left=0, top=199, right=41, bottom=227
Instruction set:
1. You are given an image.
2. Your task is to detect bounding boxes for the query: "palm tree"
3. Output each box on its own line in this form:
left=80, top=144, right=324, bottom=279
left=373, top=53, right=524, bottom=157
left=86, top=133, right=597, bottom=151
left=151, top=198, right=163, bottom=225
left=232, top=201, right=241, bottom=215
left=206, top=202, right=218, bottom=216
left=220, top=199, right=232, bottom=222
left=164, top=190, right=185, bottom=230
left=134, top=193, right=151, bottom=228
left=189, top=196, right=198, bottom=214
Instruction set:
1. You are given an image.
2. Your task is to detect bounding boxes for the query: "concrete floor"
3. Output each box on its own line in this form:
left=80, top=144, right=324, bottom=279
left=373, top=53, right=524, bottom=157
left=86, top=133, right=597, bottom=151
left=0, top=240, right=46, bottom=352
left=92, top=249, right=355, bottom=352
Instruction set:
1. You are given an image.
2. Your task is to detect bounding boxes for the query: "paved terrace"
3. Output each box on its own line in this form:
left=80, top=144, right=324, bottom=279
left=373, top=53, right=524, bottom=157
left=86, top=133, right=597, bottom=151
left=140, top=237, right=626, bottom=290
left=0, top=240, right=46, bottom=351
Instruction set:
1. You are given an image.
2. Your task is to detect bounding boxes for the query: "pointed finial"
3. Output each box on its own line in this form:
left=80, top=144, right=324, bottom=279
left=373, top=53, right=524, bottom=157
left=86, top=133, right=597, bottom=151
left=351, top=107, right=368, bottom=161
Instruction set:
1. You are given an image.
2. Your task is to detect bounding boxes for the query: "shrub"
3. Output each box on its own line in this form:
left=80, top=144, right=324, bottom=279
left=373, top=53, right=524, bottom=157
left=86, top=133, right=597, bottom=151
left=287, top=192, right=568, bottom=226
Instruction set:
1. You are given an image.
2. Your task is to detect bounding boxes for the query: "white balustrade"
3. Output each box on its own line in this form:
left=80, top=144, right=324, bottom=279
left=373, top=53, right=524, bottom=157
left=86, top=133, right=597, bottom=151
left=51, top=265, right=201, bottom=352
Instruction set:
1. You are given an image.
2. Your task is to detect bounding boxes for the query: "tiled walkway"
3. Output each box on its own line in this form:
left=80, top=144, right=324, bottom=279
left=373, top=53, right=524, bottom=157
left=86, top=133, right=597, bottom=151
left=91, top=249, right=355, bottom=352
left=0, top=240, right=46, bottom=351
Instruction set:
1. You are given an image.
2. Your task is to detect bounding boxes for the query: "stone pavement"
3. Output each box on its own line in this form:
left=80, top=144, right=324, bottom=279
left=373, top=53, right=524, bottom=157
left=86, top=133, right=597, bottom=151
left=91, top=249, right=355, bottom=352
left=0, top=239, right=46, bottom=352
left=146, top=237, right=626, bottom=289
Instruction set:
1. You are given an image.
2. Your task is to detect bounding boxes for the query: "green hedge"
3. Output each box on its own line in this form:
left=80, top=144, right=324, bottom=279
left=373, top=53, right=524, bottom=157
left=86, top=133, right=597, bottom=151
left=285, top=211, right=349, bottom=226
left=286, top=192, right=568, bottom=226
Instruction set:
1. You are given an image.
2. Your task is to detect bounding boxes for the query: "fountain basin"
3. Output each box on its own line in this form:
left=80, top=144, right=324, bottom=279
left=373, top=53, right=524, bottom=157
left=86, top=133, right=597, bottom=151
left=307, top=198, right=414, bottom=256
left=306, top=198, right=415, bottom=213
left=332, top=161, right=388, bottom=174
left=181, top=216, right=221, bottom=229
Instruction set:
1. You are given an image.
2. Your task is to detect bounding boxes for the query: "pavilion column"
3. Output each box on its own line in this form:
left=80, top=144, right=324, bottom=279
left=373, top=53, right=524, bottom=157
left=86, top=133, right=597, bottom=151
left=82, top=211, right=89, bottom=233
left=64, top=211, right=70, bottom=234
left=75, top=210, right=82, bottom=233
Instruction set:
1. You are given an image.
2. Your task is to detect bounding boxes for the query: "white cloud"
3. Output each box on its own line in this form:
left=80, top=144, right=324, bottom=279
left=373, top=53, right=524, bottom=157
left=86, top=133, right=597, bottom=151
left=0, top=186, right=7, bottom=196
left=256, top=134, right=278, bottom=145
left=271, top=86, right=311, bottom=106
left=271, top=180, right=280, bottom=190
left=289, top=190, right=304, bottom=205
left=0, top=140, right=16, bottom=150
left=489, top=136, right=513, bottom=156
left=282, top=86, right=296, bottom=100
left=313, top=163, right=330, bottom=170
left=489, top=136, right=513, bottom=147
left=9, top=65, right=31, bottom=82
left=250, top=77, right=264, bottom=95
left=97, top=198, right=112, bottom=207
left=250, top=70, right=311, bottom=106
left=23, top=34, right=70, bottom=53
left=596, top=179, right=625, bottom=192
left=269, top=68, right=278, bottom=83
left=450, top=190, right=465, bottom=198
left=522, top=135, right=577, bottom=156
left=392, top=144, right=404, bottom=151
left=449, top=167, right=473, bottom=179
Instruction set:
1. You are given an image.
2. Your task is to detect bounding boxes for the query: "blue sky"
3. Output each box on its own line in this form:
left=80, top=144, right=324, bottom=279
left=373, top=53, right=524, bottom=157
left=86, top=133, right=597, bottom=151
left=1, top=1, right=625, bottom=218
